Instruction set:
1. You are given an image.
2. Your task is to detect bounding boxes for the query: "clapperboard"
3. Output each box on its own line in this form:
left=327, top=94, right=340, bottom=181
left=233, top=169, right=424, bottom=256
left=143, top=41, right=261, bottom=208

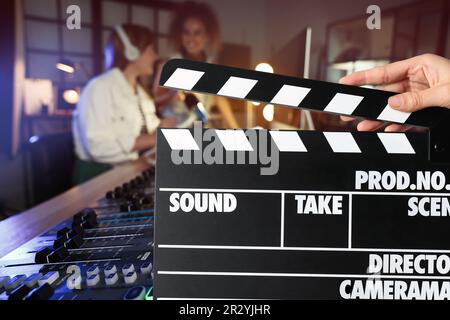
left=154, top=59, right=450, bottom=300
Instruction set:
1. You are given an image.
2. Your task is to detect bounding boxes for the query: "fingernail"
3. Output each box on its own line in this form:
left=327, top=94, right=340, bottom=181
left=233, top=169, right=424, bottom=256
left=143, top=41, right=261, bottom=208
left=388, top=96, right=402, bottom=108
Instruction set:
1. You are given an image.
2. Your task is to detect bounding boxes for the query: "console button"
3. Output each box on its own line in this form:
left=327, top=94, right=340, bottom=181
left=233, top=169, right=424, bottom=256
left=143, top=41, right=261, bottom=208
left=86, top=274, right=100, bottom=287
left=124, top=271, right=137, bottom=285
left=105, top=273, right=119, bottom=286
left=104, top=264, right=117, bottom=277
left=38, top=271, right=59, bottom=286
left=24, top=273, right=43, bottom=288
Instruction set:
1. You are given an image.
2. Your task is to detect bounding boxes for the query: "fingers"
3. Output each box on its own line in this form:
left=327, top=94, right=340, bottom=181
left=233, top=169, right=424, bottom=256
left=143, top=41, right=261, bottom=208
left=388, top=83, right=450, bottom=112
left=357, top=120, right=385, bottom=131
left=340, top=117, right=385, bottom=131
left=337, top=55, right=450, bottom=131
left=376, top=80, right=409, bottom=93
left=341, top=117, right=412, bottom=132
left=340, top=116, right=384, bottom=131
left=357, top=121, right=410, bottom=132
left=385, top=124, right=423, bottom=132
left=376, top=79, right=428, bottom=93
left=339, top=117, right=385, bottom=131
left=339, top=56, right=420, bottom=86
left=385, top=124, right=407, bottom=132
left=340, top=116, right=354, bottom=122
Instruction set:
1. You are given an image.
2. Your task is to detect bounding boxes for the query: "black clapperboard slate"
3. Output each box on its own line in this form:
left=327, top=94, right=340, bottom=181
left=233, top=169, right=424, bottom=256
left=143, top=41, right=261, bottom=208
left=154, top=59, right=450, bottom=300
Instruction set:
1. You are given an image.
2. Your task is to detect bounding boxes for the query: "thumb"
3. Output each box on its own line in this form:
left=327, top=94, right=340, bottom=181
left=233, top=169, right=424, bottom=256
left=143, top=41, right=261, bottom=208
left=388, top=84, right=450, bottom=112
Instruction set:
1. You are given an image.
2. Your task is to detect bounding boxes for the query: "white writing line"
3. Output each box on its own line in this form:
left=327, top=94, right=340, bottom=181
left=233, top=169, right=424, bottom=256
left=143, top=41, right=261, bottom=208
left=348, top=194, right=352, bottom=249
left=159, top=187, right=450, bottom=197
left=157, top=271, right=450, bottom=280
left=280, top=193, right=285, bottom=247
left=158, top=244, right=450, bottom=253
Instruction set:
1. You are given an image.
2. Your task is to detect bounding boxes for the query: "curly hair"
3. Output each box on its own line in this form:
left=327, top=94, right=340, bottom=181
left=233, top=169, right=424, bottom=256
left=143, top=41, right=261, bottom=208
left=168, top=1, right=222, bottom=56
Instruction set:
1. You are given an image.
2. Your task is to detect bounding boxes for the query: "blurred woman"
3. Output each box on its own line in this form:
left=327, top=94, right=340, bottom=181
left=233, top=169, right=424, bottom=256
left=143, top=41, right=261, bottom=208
left=72, top=24, right=174, bottom=184
left=153, top=1, right=238, bottom=128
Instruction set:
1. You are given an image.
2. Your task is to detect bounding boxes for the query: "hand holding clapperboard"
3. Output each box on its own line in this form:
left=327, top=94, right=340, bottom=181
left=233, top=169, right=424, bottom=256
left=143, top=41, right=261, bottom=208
left=153, top=58, right=450, bottom=300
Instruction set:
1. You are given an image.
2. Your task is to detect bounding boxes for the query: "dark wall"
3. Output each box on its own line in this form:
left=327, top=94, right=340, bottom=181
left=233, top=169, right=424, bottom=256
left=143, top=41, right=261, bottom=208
left=0, top=1, right=16, bottom=156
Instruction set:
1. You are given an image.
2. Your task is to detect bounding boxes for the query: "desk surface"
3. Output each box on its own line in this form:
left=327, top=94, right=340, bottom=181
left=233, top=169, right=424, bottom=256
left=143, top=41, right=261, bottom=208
left=0, top=158, right=150, bottom=258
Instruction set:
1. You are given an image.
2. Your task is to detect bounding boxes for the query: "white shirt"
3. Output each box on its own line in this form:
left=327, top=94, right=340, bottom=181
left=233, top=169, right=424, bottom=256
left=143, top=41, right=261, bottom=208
left=72, top=68, right=160, bottom=164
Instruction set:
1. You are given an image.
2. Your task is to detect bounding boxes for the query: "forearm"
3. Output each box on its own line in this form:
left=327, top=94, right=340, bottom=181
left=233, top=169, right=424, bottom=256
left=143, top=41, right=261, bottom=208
left=131, top=133, right=157, bottom=152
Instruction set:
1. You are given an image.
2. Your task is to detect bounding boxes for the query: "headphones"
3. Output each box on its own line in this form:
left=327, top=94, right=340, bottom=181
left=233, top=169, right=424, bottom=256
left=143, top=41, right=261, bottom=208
left=114, top=25, right=140, bottom=61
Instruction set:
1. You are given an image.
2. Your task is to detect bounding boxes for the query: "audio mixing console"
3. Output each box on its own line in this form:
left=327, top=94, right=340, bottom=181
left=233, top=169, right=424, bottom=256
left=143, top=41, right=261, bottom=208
left=0, top=168, right=155, bottom=300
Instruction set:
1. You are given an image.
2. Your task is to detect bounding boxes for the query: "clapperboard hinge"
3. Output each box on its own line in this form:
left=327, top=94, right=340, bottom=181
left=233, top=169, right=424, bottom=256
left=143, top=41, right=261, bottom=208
left=160, top=58, right=450, bottom=163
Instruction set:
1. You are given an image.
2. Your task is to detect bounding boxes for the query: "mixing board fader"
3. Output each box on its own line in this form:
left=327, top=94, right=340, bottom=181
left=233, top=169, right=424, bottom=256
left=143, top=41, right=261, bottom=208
left=0, top=168, right=156, bottom=300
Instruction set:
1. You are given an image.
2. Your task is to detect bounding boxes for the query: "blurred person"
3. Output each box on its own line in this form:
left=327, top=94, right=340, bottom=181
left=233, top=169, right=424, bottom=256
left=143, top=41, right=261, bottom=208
left=153, top=1, right=239, bottom=128
left=340, top=54, right=450, bottom=131
left=72, top=24, right=175, bottom=184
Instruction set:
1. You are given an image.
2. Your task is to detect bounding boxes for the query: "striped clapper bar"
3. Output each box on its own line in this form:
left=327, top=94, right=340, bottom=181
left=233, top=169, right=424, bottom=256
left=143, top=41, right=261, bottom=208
left=160, top=59, right=450, bottom=162
left=154, top=60, right=450, bottom=300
